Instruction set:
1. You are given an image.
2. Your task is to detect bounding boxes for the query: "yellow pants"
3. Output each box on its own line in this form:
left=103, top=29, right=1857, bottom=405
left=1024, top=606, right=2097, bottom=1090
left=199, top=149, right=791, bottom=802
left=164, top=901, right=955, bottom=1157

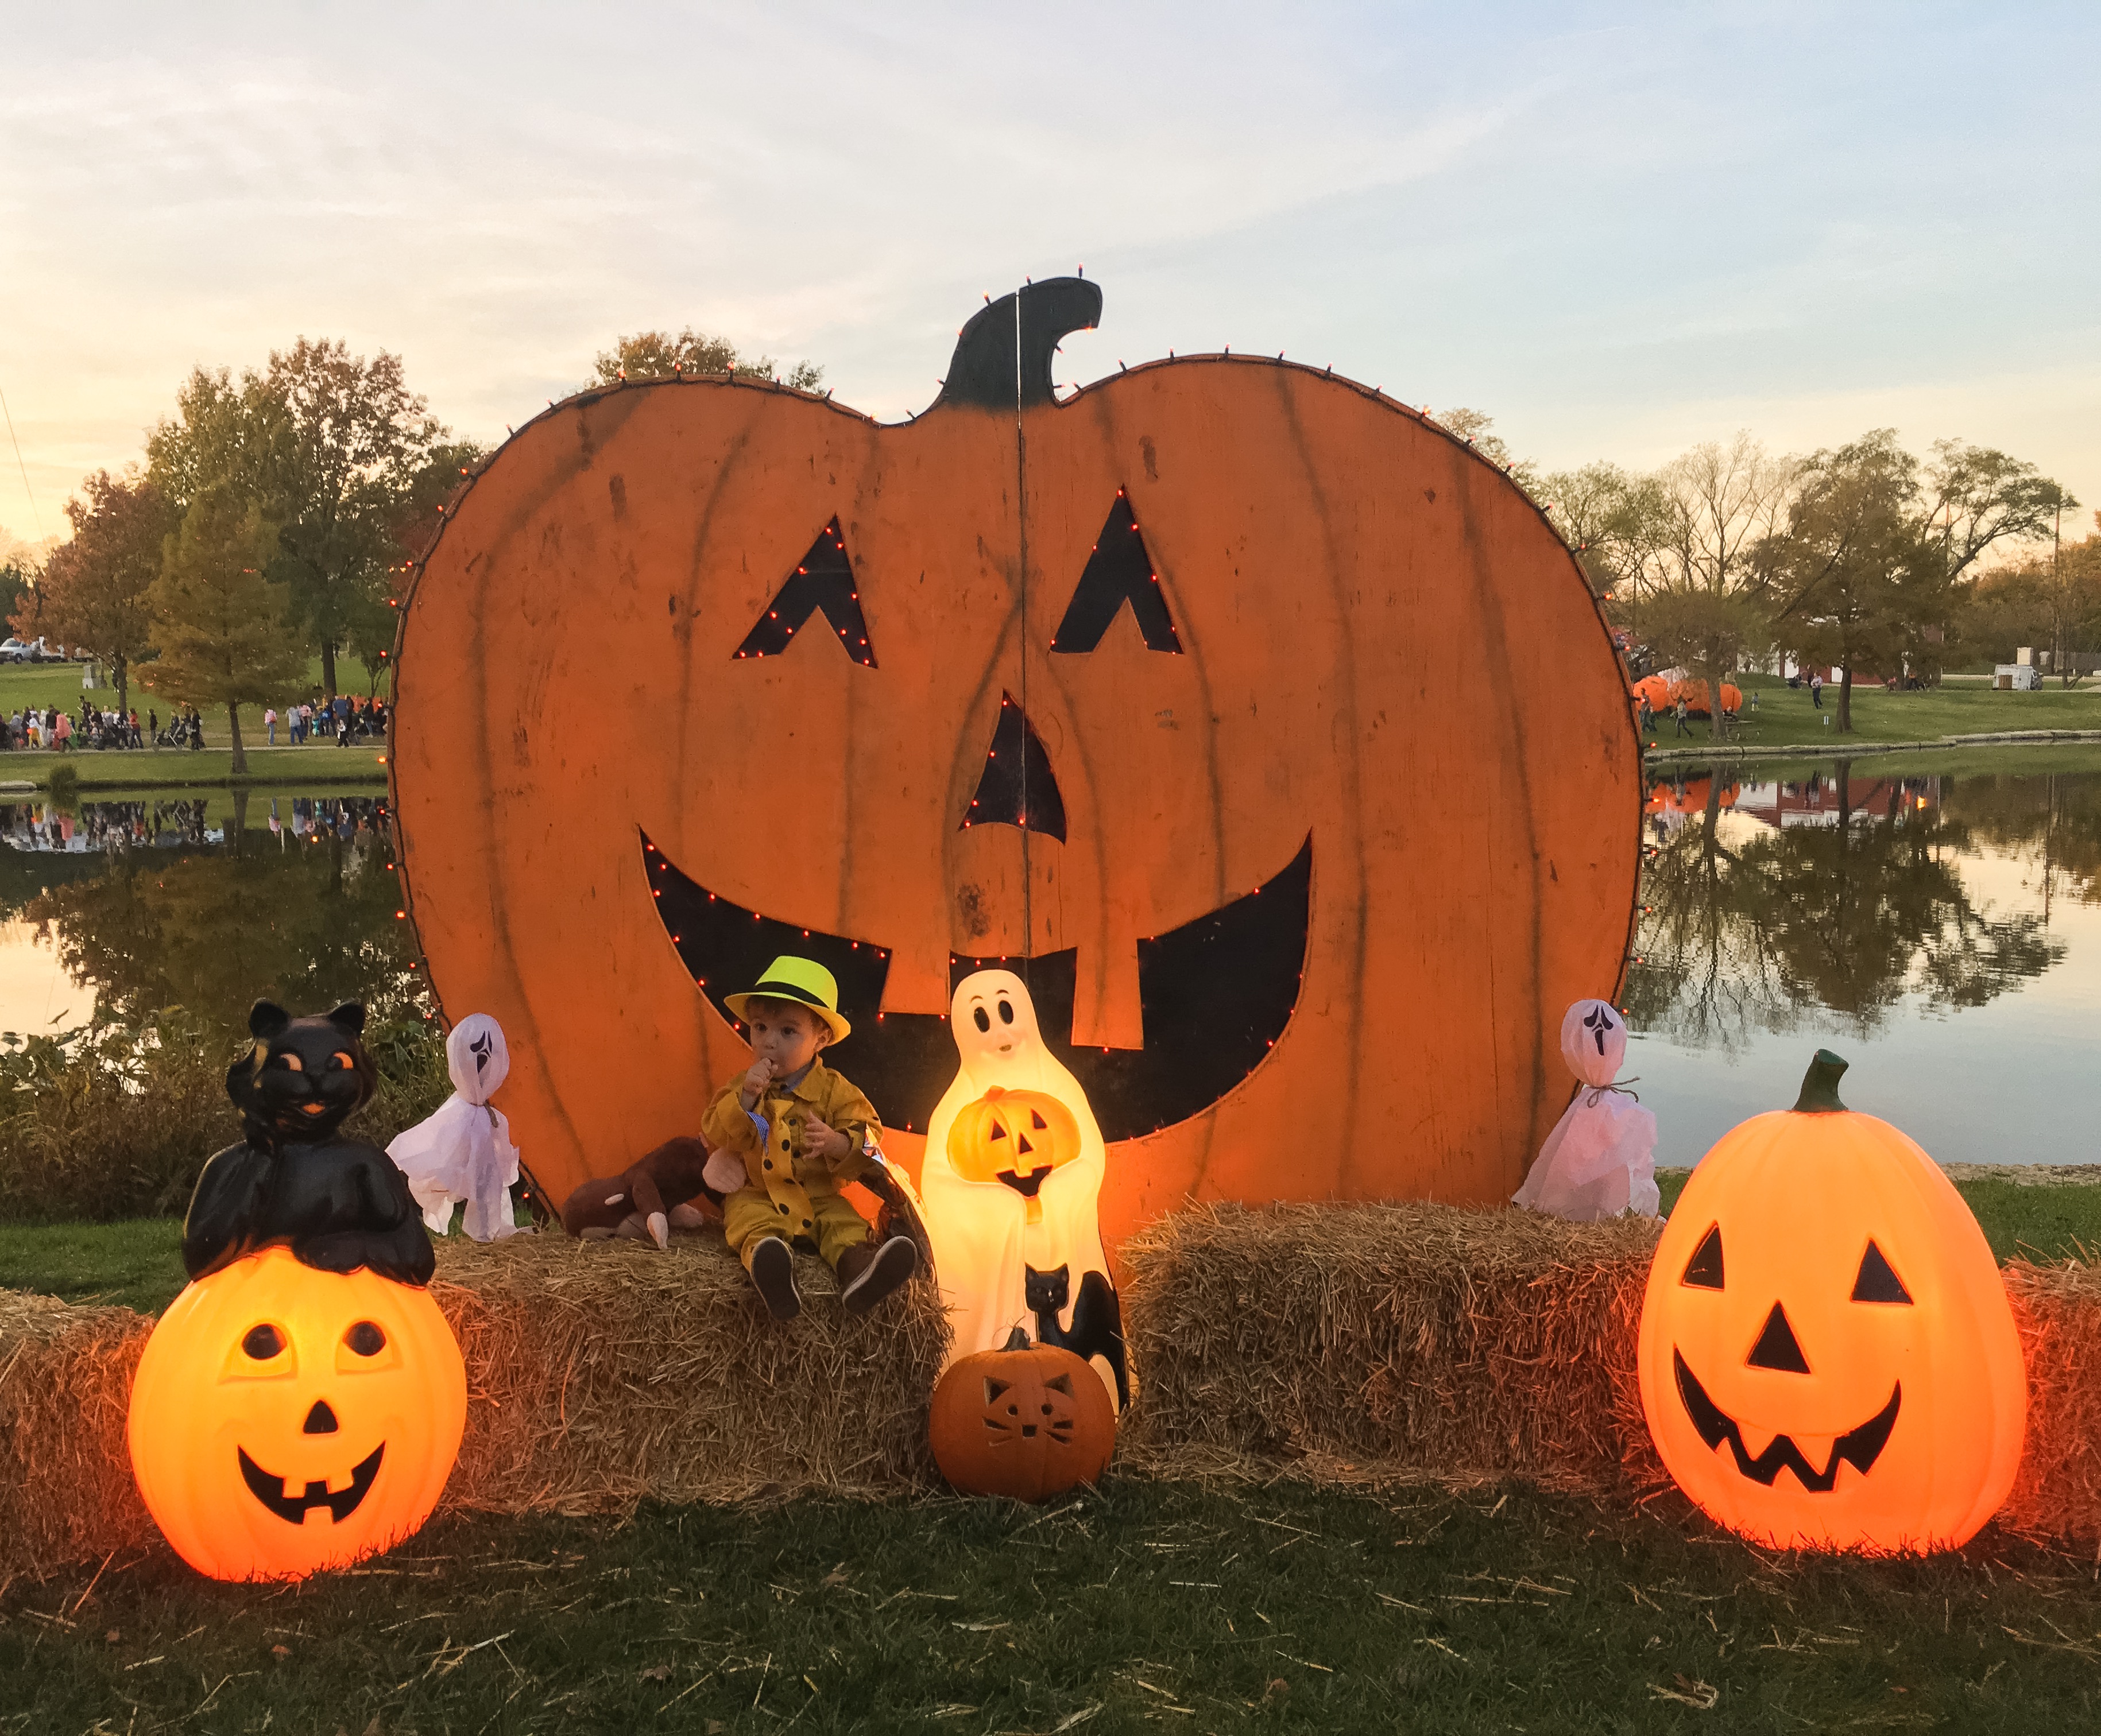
left=722, top=1185, right=869, bottom=1271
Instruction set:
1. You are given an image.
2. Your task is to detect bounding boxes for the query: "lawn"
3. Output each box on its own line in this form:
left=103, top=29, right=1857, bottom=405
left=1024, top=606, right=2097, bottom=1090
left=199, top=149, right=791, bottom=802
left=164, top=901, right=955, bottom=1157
left=11, top=1193, right=2101, bottom=1731
left=0, top=742, right=389, bottom=789
left=6, top=1475, right=2098, bottom=1734
left=1645, top=673, right=2101, bottom=754
left=0, top=654, right=391, bottom=782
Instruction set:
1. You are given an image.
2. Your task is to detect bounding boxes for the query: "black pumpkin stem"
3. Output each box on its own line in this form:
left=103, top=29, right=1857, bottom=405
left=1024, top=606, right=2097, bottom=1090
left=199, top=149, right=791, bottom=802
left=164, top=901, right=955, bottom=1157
left=934, top=277, right=1102, bottom=412
left=1792, top=1049, right=1850, bottom=1114
left=1001, top=1326, right=1034, bottom=1352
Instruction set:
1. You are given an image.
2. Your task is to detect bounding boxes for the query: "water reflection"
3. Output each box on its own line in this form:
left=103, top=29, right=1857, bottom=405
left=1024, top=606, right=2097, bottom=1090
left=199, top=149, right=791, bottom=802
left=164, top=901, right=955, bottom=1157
left=1630, top=752, right=2101, bottom=1168
left=0, top=792, right=424, bottom=1044
left=1630, top=765, right=2068, bottom=1052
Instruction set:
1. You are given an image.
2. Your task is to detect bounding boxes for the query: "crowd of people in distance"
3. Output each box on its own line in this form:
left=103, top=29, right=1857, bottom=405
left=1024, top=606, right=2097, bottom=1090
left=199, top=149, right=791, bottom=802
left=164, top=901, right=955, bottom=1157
left=0, top=692, right=389, bottom=753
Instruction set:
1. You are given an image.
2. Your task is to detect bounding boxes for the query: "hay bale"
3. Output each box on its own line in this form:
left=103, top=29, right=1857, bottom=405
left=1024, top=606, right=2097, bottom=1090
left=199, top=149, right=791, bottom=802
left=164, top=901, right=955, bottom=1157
left=2001, top=1260, right=2101, bottom=1541
left=429, top=1233, right=950, bottom=1514
left=1117, top=1201, right=1661, bottom=1491
left=0, top=1289, right=154, bottom=1576
left=1, top=1230, right=950, bottom=1576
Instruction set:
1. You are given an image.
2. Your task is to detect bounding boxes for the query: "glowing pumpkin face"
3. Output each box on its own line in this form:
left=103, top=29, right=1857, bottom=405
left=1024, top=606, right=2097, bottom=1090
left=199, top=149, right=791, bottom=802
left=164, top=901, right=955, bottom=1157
left=1637, top=1052, right=2025, bottom=1552
left=929, top=1330, right=1116, bottom=1501
left=127, top=1246, right=467, bottom=1580
left=392, top=277, right=1638, bottom=1241
left=946, top=1086, right=1084, bottom=1202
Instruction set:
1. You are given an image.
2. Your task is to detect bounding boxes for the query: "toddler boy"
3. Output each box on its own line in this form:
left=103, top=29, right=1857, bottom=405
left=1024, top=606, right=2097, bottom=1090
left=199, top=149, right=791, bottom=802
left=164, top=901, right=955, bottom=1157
left=701, top=955, right=917, bottom=1321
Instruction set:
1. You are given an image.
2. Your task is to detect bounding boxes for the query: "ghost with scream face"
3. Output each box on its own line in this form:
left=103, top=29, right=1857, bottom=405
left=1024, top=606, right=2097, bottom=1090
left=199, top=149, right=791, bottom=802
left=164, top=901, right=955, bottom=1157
left=920, top=970, right=1128, bottom=1410
left=1512, top=999, right=1659, bottom=1222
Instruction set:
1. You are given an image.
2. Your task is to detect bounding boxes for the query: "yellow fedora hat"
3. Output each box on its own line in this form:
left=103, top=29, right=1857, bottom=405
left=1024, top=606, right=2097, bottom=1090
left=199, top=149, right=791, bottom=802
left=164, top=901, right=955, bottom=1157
left=725, top=955, right=850, bottom=1042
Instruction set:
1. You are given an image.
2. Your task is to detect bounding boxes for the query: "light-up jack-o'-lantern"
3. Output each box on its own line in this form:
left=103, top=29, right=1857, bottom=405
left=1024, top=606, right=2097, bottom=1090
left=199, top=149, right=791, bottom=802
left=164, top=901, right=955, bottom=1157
left=929, top=1329, right=1117, bottom=1501
left=127, top=1246, right=467, bottom=1580
left=946, top=1087, right=1084, bottom=1206
left=921, top=971, right=1126, bottom=1411
left=390, top=276, right=1639, bottom=1246
left=1637, top=1051, right=2024, bottom=1553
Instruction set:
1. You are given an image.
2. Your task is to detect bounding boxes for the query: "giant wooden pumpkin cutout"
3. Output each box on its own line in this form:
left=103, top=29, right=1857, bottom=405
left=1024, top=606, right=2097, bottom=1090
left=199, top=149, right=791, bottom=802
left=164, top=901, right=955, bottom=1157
left=1637, top=1052, right=2025, bottom=1553
left=127, top=1246, right=467, bottom=1580
left=391, top=278, right=1639, bottom=1237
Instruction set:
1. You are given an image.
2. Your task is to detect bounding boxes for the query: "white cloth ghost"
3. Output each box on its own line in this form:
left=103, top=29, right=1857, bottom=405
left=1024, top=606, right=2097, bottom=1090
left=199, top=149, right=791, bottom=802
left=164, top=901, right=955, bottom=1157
left=918, top=970, right=1118, bottom=1406
left=386, top=1014, right=524, bottom=1241
left=1512, top=999, right=1660, bottom=1222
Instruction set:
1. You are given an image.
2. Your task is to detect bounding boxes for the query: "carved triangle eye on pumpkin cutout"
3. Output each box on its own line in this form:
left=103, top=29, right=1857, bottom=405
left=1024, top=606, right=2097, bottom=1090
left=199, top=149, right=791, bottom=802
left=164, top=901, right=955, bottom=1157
left=732, top=516, right=876, bottom=666
left=1051, top=491, right=1182, bottom=654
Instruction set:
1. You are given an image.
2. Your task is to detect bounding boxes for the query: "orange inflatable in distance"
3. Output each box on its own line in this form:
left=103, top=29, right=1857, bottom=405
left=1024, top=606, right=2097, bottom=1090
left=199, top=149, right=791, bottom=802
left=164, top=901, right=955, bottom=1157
left=127, top=1247, right=467, bottom=1581
left=1637, top=1051, right=2024, bottom=1553
left=391, top=277, right=1639, bottom=1239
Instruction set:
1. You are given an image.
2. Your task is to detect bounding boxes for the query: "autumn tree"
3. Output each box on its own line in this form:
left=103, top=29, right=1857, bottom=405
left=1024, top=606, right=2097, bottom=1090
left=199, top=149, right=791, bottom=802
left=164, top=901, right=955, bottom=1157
left=148, top=339, right=451, bottom=699
left=1922, top=440, right=2077, bottom=580
left=591, top=327, right=823, bottom=392
left=1765, top=432, right=1945, bottom=732
left=137, top=489, right=308, bottom=774
left=1431, top=408, right=1540, bottom=493
left=14, top=469, right=171, bottom=715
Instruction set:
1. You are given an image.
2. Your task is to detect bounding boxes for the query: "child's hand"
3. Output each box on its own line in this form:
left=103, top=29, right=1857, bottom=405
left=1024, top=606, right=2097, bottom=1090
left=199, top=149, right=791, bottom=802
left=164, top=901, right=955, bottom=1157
left=738, top=1055, right=776, bottom=1109
left=804, top=1115, right=852, bottom=1168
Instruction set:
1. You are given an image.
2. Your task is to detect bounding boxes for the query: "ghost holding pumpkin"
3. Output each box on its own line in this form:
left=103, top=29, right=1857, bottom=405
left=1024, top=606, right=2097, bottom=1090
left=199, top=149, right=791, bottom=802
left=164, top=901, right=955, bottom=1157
left=1512, top=999, right=1659, bottom=1222
left=919, top=970, right=1128, bottom=1410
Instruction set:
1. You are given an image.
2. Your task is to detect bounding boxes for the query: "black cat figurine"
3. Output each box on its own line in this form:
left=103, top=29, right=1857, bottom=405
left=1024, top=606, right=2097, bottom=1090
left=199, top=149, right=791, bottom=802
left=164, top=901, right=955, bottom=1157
left=181, top=1001, right=435, bottom=1285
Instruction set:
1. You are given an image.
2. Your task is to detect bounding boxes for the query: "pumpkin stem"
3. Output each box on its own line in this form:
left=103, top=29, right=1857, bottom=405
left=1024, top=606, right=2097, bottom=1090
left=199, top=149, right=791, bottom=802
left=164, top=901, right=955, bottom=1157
left=1000, top=1326, right=1033, bottom=1352
left=1792, top=1049, right=1850, bottom=1114
left=934, top=278, right=1103, bottom=413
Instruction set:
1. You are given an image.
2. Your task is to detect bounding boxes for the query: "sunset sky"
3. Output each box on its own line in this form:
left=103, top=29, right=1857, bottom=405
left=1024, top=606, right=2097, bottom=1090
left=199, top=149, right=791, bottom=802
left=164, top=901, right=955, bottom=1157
left=3, top=2, right=2095, bottom=550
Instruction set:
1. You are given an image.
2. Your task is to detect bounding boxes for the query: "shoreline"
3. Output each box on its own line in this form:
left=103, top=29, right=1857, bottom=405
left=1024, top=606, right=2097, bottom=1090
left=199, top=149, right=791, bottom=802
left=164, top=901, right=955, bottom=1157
left=1643, top=728, right=2101, bottom=767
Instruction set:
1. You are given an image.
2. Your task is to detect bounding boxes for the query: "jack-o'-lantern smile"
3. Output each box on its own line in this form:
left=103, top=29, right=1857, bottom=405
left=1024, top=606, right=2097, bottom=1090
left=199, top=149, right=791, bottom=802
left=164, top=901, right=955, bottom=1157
left=640, top=829, right=1311, bottom=1141
left=1672, top=1354, right=1900, bottom=1491
left=237, top=1442, right=385, bottom=1524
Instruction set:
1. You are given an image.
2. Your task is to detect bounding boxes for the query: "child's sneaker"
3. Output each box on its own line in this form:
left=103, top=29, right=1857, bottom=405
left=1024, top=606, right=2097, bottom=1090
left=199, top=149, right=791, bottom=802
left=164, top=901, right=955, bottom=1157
left=749, top=1236, right=801, bottom=1321
left=838, top=1235, right=917, bottom=1315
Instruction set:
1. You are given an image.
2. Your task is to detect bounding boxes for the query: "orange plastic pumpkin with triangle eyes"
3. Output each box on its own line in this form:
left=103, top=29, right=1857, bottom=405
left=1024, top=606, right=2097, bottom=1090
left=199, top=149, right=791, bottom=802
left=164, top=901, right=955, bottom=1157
left=945, top=1086, right=1084, bottom=1194
left=127, top=1247, right=467, bottom=1580
left=929, top=1330, right=1116, bottom=1501
left=1637, top=1051, right=2024, bottom=1553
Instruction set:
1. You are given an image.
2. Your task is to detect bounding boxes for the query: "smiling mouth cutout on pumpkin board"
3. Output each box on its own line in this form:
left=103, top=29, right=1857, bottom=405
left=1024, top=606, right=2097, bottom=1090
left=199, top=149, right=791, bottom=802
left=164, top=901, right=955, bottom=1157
left=640, top=826, right=1311, bottom=1140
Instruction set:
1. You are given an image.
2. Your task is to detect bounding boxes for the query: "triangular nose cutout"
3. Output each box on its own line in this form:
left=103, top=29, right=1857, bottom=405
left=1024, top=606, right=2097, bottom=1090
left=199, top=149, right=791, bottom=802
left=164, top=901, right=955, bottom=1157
left=1746, top=1303, right=1811, bottom=1373
left=961, top=693, right=1067, bottom=841
left=303, top=1400, right=341, bottom=1435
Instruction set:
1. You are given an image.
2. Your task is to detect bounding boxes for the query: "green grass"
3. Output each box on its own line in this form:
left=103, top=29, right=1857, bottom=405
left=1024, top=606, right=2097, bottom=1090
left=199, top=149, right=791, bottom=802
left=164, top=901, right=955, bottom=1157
left=6, top=1481, right=2098, bottom=1734
left=0, top=1216, right=187, bottom=1310
left=1658, top=1171, right=2101, bottom=1263
left=0, top=653, right=389, bottom=717
left=0, top=743, right=388, bottom=788
left=1645, top=673, right=2101, bottom=753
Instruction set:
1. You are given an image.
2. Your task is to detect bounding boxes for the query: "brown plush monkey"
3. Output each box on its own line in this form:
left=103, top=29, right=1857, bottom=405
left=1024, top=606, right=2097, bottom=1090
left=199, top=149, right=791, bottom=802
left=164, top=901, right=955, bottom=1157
left=560, top=1137, right=718, bottom=1249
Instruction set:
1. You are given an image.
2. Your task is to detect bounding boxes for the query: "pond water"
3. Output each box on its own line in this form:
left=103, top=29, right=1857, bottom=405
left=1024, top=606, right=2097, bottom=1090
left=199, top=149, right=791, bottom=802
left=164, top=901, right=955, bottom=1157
left=0, top=756, right=2091, bottom=1171
left=1629, top=749, right=2101, bottom=1169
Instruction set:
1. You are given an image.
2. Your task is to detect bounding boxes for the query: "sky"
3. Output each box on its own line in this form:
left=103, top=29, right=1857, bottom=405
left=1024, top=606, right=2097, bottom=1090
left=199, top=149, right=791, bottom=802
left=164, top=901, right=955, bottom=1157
left=2, top=2, right=2096, bottom=551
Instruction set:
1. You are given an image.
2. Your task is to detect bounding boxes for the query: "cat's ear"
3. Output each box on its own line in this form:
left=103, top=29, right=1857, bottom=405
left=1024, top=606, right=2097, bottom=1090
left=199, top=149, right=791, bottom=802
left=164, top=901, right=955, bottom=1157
left=324, top=1002, right=367, bottom=1037
left=249, top=1001, right=291, bottom=1040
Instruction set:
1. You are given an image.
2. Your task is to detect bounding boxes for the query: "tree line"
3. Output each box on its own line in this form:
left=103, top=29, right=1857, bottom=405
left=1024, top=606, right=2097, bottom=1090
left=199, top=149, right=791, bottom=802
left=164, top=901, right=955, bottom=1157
left=2, top=327, right=821, bottom=774
left=7, top=339, right=477, bottom=772
left=1444, top=410, right=2090, bottom=733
